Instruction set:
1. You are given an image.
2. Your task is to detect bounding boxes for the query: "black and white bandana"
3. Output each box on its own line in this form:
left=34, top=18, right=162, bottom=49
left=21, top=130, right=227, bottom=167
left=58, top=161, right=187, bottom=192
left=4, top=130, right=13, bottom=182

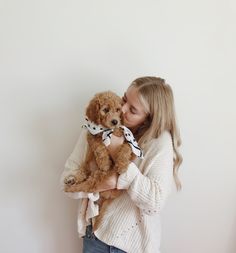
left=82, top=118, right=144, bottom=159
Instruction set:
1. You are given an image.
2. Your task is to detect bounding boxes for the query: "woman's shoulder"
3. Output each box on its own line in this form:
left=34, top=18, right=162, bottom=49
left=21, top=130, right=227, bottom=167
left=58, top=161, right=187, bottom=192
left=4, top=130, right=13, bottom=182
left=80, top=126, right=88, bottom=139
left=152, top=130, right=171, bottom=143
left=138, top=130, right=173, bottom=167
left=72, top=127, right=88, bottom=148
left=158, top=130, right=172, bottom=143
left=146, top=130, right=172, bottom=151
left=68, top=127, right=88, bottom=161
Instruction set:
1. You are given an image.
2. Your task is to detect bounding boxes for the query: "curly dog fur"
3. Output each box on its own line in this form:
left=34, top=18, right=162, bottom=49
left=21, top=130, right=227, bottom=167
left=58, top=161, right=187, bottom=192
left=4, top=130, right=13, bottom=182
left=64, top=91, right=136, bottom=231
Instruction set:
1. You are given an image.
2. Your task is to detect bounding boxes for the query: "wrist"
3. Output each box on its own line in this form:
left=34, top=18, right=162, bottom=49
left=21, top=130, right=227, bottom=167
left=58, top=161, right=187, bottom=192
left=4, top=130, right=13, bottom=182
left=116, top=162, right=140, bottom=190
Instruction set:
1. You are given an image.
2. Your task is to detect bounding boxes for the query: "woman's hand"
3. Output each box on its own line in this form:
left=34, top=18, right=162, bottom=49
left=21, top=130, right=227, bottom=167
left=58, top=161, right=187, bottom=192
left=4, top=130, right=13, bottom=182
left=107, top=134, right=125, bottom=161
left=95, top=172, right=119, bottom=192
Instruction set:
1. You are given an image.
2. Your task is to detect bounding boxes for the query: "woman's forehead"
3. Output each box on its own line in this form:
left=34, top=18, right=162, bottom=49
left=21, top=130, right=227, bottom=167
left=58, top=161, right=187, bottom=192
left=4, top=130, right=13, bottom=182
left=125, top=87, right=145, bottom=111
left=126, top=86, right=138, bottom=100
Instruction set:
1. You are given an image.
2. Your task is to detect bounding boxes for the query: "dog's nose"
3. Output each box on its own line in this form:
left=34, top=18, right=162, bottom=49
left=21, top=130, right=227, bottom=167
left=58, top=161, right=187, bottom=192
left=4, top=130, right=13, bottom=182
left=111, top=119, right=118, bottom=125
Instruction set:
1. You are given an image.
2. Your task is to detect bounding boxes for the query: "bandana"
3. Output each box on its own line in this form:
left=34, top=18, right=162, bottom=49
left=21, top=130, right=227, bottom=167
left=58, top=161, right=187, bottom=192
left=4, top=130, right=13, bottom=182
left=82, top=118, right=144, bottom=159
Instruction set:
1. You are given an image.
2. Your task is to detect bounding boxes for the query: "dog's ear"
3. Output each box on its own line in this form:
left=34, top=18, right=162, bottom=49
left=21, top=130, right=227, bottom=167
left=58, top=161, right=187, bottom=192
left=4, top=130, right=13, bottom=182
left=86, top=98, right=100, bottom=124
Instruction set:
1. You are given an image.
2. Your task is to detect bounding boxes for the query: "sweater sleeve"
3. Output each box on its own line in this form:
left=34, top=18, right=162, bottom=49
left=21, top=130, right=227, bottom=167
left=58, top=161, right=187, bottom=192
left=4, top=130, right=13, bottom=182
left=60, top=128, right=89, bottom=199
left=116, top=131, right=174, bottom=215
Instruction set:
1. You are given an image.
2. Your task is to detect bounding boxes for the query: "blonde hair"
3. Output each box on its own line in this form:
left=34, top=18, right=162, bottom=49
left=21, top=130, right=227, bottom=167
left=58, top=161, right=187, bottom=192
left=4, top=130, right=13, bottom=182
left=130, top=76, right=183, bottom=191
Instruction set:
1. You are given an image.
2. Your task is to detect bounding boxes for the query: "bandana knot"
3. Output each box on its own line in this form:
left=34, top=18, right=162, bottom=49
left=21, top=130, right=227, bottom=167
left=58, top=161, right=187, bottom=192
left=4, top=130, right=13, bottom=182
left=82, top=118, right=144, bottom=159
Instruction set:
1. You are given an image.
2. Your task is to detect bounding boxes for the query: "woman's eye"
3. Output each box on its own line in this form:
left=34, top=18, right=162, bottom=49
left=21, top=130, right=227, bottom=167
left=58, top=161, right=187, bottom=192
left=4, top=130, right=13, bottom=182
left=130, top=108, right=137, bottom=114
left=103, top=108, right=109, bottom=113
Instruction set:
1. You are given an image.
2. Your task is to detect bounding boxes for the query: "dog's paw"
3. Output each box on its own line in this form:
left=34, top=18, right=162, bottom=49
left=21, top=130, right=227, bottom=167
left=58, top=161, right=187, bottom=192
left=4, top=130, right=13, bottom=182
left=64, top=175, right=76, bottom=185
left=64, top=184, right=75, bottom=192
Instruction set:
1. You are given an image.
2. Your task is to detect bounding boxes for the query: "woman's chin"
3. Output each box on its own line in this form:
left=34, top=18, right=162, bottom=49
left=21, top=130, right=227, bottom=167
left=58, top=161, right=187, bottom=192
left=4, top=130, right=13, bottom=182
left=123, top=119, right=130, bottom=127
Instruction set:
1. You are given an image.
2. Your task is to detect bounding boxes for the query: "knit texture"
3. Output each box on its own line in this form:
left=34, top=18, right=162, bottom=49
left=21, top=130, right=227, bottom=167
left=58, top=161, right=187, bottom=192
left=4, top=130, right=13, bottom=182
left=60, top=128, right=174, bottom=253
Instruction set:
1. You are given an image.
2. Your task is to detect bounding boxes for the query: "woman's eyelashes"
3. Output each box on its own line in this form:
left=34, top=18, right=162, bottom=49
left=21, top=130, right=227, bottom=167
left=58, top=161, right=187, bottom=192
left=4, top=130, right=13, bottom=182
left=131, top=109, right=136, bottom=114
left=122, top=96, right=137, bottom=114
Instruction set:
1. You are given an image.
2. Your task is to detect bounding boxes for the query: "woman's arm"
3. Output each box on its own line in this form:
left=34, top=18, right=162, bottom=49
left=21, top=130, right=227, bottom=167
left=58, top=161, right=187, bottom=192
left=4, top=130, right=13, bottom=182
left=94, top=172, right=119, bottom=192
left=116, top=132, right=174, bottom=215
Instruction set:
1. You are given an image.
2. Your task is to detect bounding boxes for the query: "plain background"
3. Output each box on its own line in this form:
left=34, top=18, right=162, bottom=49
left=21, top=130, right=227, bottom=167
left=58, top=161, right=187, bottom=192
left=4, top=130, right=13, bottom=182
left=1, top=0, right=236, bottom=252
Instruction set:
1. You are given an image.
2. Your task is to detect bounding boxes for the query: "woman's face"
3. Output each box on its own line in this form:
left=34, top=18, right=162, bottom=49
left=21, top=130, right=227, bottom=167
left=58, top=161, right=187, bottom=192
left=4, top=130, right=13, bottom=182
left=121, top=86, right=148, bottom=131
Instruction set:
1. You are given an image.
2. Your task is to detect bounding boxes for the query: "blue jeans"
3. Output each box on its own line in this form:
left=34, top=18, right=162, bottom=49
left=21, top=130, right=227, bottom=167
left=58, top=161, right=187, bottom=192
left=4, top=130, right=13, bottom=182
left=83, top=224, right=127, bottom=253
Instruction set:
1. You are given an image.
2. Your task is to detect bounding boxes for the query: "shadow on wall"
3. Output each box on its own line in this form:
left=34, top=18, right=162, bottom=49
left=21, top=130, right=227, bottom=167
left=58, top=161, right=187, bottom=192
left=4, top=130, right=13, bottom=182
left=227, top=209, right=236, bottom=253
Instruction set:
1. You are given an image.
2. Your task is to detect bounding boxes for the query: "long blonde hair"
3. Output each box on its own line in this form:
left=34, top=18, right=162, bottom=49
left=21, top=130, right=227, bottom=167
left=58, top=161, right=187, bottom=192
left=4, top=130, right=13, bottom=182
left=130, top=76, right=183, bottom=191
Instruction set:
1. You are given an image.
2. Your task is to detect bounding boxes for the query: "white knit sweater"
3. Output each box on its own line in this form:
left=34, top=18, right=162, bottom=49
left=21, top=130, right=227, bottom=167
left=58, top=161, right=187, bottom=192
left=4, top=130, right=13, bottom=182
left=60, top=128, right=174, bottom=253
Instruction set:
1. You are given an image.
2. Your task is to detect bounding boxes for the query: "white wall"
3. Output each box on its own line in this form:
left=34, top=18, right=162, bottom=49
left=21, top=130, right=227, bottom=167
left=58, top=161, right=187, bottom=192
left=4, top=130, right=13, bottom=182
left=1, top=0, right=236, bottom=252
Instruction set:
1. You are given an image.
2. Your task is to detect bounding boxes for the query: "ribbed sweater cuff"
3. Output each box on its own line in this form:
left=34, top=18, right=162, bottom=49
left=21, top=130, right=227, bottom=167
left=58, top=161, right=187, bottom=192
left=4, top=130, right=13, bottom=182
left=116, top=162, right=140, bottom=190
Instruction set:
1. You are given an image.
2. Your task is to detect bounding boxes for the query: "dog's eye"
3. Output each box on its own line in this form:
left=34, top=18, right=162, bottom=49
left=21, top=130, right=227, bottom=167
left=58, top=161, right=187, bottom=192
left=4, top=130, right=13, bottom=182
left=116, top=108, right=121, bottom=112
left=103, top=108, right=109, bottom=113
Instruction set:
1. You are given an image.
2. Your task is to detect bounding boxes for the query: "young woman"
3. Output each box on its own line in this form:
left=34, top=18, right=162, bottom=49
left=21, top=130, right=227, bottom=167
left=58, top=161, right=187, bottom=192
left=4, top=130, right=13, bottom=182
left=60, top=76, right=183, bottom=253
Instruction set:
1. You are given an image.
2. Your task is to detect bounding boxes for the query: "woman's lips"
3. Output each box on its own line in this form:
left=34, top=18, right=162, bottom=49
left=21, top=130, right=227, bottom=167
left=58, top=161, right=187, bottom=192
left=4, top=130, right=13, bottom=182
left=123, top=118, right=131, bottom=127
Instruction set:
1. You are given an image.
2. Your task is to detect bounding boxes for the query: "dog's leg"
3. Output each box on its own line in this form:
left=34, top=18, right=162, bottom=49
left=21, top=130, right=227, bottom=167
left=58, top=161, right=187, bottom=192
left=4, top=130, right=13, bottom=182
left=64, top=169, right=115, bottom=193
left=64, top=149, right=94, bottom=186
left=64, top=168, right=87, bottom=186
left=88, top=135, right=112, bottom=172
left=114, top=143, right=133, bottom=174
left=64, top=179, right=95, bottom=192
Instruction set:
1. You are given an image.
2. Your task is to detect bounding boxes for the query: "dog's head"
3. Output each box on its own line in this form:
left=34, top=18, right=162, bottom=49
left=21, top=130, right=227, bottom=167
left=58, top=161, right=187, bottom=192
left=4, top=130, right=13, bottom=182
left=86, top=91, right=123, bottom=129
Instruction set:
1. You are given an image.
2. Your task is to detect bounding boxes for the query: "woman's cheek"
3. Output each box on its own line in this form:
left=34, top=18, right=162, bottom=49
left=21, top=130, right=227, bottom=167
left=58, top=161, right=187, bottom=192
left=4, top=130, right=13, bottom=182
left=126, top=113, right=133, bottom=122
left=124, top=114, right=132, bottom=125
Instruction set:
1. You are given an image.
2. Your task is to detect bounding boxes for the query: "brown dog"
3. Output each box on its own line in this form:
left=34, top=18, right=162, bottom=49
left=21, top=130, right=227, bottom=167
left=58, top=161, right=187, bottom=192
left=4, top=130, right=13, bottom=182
left=64, top=91, right=137, bottom=231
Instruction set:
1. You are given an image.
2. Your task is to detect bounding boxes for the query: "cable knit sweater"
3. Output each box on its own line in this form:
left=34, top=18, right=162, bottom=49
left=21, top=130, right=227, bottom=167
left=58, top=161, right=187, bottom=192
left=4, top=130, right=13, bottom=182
left=60, top=128, right=174, bottom=253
